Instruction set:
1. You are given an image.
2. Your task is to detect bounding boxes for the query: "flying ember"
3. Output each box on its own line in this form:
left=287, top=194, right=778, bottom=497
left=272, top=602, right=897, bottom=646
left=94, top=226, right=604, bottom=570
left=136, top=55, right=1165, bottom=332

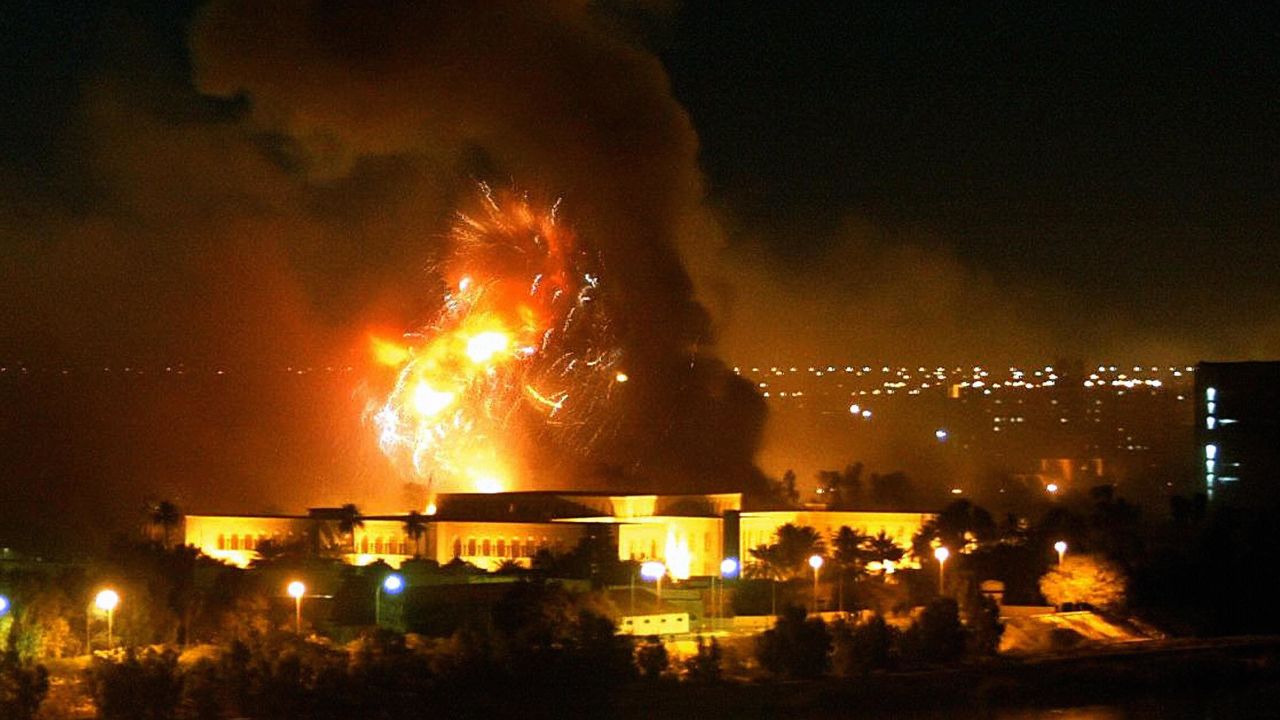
left=370, top=185, right=625, bottom=500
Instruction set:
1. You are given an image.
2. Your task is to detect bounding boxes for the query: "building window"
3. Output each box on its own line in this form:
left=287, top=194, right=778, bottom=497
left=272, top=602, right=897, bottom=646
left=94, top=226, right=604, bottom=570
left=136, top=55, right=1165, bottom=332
left=361, top=537, right=369, bottom=553
left=467, top=539, right=477, bottom=556
left=244, top=535, right=254, bottom=550
left=453, top=538, right=462, bottom=557
left=497, top=539, right=506, bottom=557
left=229, top=535, right=239, bottom=550
left=216, top=534, right=225, bottom=550
left=482, top=539, right=491, bottom=556
left=374, top=537, right=384, bottom=554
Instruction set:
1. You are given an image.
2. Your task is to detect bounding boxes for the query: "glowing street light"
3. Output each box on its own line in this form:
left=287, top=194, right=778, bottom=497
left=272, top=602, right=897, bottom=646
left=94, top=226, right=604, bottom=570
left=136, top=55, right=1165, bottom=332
left=1054, top=540, right=1068, bottom=566
left=716, top=557, right=740, bottom=624
left=934, top=547, right=950, bottom=593
left=808, top=554, right=824, bottom=614
left=287, top=581, right=306, bottom=634
left=640, top=561, right=666, bottom=603
left=95, top=589, right=120, bottom=649
left=376, top=573, right=405, bottom=626
left=1046, top=483, right=1060, bottom=495
left=0, top=594, right=10, bottom=617
left=935, top=428, right=949, bottom=441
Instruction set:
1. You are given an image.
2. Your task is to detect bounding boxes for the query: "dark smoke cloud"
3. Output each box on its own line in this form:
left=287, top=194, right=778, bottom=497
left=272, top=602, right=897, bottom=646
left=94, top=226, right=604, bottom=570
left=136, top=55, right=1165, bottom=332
left=0, top=0, right=765, bottom=550
left=188, top=0, right=764, bottom=492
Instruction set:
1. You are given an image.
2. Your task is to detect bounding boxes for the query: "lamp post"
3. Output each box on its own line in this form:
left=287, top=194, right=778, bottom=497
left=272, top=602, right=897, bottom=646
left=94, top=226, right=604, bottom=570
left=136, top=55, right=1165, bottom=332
left=0, top=594, right=10, bottom=617
left=719, top=557, right=739, bottom=624
left=94, top=589, right=120, bottom=650
left=1054, top=540, right=1068, bottom=566
left=640, top=561, right=666, bottom=605
left=808, top=554, right=824, bottom=615
left=934, top=546, right=950, bottom=594
left=287, top=581, right=306, bottom=634
left=376, top=573, right=404, bottom=626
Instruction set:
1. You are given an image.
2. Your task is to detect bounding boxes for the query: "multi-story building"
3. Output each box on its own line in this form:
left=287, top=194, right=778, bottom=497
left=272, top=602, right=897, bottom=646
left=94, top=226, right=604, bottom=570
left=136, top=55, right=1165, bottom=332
left=1196, top=361, right=1280, bottom=504
left=184, top=491, right=935, bottom=576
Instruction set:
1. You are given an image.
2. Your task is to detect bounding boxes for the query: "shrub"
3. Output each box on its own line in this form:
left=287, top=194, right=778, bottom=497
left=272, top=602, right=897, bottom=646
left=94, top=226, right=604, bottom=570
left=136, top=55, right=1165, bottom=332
left=1039, top=555, right=1128, bottom=611
left=0, top=654, right=49, bottom=720
left=636, top=635, right=669, bottom=680
left=682, top=636, right=722, bottom=683
left=89, top=648, right=183, bottom=720
left=903, top=598, right=966, bottom=664
left=832, top=614, right=896, bottom=676
left=755, top=605, right=830, bottom=678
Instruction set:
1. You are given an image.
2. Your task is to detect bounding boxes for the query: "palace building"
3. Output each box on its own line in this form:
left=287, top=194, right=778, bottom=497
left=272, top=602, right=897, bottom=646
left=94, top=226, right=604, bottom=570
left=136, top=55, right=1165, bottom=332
left=184, top=491, right=935, bottom=576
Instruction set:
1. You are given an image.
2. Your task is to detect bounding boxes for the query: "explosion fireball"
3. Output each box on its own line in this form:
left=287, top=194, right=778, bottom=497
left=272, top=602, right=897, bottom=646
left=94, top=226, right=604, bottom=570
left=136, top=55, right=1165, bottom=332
left=370, top=186, right=624, bottom=500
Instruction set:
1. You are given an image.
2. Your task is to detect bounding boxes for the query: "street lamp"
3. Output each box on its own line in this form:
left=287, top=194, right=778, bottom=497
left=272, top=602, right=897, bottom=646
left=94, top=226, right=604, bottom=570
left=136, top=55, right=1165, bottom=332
left=287, top=581, right=306, bottom=634
left=716, top=557, right=740, bottom=623
left=1054, top=540, right=1068, bottom=566
left=0, top=594, right=10, bottom=617
left=934, top=546, right=950, bottom=594
left=808, top=554, right=824, bottom=614
left=95, top=589, right=120, bottom=650
left=376, top=573, right=404, bottom=626
left=640, top=561, right=666, bottom=605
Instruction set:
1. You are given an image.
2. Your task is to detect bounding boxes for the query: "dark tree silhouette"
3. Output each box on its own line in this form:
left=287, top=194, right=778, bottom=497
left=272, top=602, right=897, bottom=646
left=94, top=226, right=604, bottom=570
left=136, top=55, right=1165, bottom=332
left=337, top=504, right=364, bottom=554
left=863, top=530, right=905, bottom=566
left=402, top=511, right=427, bottom=557
left=755, top=605, right=831, bottom=678
left=148, top=500, right=182, bottom=549
left=830, top=526, right=871, bottom=611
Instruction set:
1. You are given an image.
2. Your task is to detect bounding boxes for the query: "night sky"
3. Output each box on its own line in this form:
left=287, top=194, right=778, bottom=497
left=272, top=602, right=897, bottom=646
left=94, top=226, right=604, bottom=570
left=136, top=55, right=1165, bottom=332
left=1, top=2, right=1278, bottom=550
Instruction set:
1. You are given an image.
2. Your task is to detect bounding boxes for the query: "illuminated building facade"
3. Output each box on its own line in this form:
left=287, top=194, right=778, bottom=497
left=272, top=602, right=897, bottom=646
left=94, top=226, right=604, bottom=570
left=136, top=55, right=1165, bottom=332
left=1196, top=361, right=1280, bottom=504
left=185, top=491, right=935, bottom=574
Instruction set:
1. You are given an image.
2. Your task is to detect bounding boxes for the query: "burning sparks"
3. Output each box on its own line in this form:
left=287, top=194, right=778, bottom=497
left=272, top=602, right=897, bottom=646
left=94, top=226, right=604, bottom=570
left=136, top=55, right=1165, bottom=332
left=370, top=186, right=622, bottom=498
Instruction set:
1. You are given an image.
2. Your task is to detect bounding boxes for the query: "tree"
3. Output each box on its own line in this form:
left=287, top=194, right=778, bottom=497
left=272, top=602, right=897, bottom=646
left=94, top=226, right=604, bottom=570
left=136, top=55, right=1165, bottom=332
left=402, top=511, right=427, bottom=558
left=337, top=504, right=364, bottom=554
left=831, top=614, right=896, bottom=676
left=863, top=531, right=905, bottom=567
left=755, top=606, right=830, bottom=678
left=682, top=636, right=722, bottom=683
left=912, top=499, right=998, bottom=559
left=818, top=463, right=864, bottom=509
left=774, top=524, right=825, bottom=579
left=767, top=470, right=800, bottom=508
left=0, top=655, right=49, bottom=720
left=635, top=636, right=669, bottom=680
left=903, top=598, right=966, bottom=664
left=748, top=524, right=825, bottom=614
left=1039, top=554, right=1128, bottom=611
left=148, top=501, right=182, bottom=549
left=830, top=526, right=872, bottom=611
left=747, top=543, right=787, bottom=614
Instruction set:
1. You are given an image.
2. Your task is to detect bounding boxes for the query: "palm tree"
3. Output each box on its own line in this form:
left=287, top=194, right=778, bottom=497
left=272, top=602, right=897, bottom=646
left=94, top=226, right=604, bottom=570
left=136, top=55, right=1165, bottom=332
left=748, top=543, right=787, bottom=615
left=403, top=511, right=427, bottom=557
left=863, top=531, right=905, bottom=578
left=149, top=500, right=182, bottom=549
left=830, top=526, right=871, bottom=612
left=494, top=559, right=524, bottom=575
left=911, top=499, right=997, bottom=558
left=337, top=503, right=364, bottom=554
left=774, top=523, right=825, bottom=578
